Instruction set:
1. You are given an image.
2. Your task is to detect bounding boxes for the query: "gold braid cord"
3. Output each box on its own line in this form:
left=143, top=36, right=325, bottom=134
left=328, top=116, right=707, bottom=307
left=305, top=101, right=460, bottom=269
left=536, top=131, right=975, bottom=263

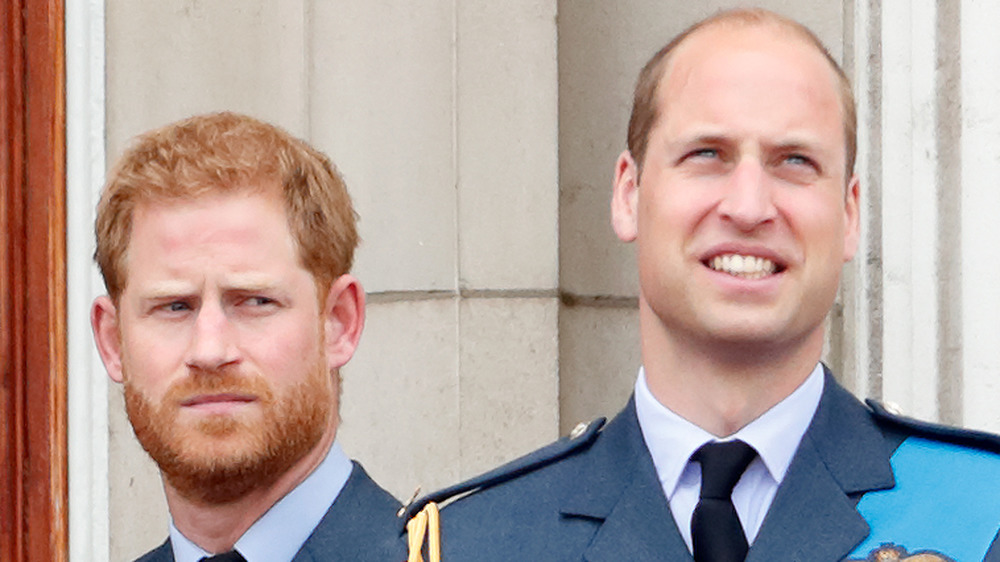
left=407, top=502, right=441, bottom=562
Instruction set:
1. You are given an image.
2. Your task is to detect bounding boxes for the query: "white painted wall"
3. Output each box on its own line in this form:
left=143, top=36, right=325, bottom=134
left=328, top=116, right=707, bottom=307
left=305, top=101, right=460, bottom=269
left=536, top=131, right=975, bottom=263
left=66, top=1, right=108, bottom=560
left=959, top=0, right=1000, bottom=431
left=845, top=0, right=1000, bottom=433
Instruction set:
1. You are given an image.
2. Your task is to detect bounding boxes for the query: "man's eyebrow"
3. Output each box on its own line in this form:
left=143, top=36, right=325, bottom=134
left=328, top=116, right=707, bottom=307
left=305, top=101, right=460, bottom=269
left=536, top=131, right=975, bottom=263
left=670, top=131, right=730, bottom=145
left=766, top=129, right=829, bottom=148
left=221, top=274, right=283, bottom=293
left=137, top=282, right=197, bottom=300
left=135, top=276, right=285, bottom=299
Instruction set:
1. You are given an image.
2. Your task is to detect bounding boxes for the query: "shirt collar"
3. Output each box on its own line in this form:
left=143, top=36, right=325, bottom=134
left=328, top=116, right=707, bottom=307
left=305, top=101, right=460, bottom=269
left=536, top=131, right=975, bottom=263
left=635, top=363, right=824, bottom=499
left=168, top=440, right=354, bottom=562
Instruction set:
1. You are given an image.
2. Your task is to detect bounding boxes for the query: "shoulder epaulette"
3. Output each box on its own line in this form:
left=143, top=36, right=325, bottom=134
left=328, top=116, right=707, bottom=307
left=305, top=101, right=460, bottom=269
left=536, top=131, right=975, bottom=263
left=866, top=399, right=1000, bottom=453
left=401, top=417, right=606, bottom=521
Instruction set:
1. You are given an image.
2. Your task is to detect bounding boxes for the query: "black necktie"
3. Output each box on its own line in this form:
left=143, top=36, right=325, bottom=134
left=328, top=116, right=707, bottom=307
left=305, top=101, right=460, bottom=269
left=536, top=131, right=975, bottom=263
left=690, top=440, right=757, bottom=562
left=199, top=551, right=246, bottom=562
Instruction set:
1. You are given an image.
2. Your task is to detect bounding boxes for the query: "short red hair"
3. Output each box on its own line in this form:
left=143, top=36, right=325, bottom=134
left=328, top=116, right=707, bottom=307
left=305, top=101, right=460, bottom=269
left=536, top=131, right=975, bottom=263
left=95, top=112, right=358, bottom=301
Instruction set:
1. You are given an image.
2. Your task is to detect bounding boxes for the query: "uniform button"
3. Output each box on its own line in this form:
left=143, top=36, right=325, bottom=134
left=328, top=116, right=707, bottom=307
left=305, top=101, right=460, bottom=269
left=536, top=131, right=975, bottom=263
left=569, top=422, right=588, bottom=440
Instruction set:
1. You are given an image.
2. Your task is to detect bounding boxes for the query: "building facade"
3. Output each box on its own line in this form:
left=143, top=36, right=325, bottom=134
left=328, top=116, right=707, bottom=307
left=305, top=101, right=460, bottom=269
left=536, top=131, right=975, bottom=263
left=63, top=1, right=1000, bottom=559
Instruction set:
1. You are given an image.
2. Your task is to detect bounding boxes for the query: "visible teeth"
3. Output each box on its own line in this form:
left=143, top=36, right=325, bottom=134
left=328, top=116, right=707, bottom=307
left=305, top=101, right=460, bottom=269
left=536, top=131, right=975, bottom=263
left=709, top=254, right=777, bottom=279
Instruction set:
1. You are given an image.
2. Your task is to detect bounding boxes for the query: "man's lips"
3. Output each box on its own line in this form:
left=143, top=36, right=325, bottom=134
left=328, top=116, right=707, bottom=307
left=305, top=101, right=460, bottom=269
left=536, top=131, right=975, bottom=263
left=179, top=393, right=257, bottom=408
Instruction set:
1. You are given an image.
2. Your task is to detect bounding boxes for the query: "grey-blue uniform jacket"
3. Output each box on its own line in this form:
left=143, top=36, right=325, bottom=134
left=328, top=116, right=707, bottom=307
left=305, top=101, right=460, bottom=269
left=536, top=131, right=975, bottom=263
left=406, top=368, right=1000, bottom=561
left=136, top=463, right=404, bottom=562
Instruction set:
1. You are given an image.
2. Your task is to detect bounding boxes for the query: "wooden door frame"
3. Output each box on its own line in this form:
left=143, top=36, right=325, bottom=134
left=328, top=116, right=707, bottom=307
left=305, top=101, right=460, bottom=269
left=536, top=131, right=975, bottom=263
left=1, top=0, right=68, bottom=560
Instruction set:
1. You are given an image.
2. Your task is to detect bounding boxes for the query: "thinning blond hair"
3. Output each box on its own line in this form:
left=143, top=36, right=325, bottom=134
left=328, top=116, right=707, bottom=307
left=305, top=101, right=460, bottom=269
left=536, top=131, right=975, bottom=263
left=627, top=8, right=857, bottom=176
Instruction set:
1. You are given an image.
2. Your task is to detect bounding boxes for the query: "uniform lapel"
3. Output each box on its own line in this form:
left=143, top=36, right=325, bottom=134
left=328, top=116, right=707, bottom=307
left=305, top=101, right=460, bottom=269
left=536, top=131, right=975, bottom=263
left=291, top=463, right=404, bottom=562
left=561, top=400, right=693, bottom=562
left=581, top=472, right=693, bottom=562
left=747, top=369, right=895, bottom=561
left=746, top=435, right=871, bottom=560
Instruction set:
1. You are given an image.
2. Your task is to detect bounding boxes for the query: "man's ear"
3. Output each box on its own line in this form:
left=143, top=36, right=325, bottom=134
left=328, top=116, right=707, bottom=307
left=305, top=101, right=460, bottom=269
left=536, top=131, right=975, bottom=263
left=323, top=274, right=366, bottom=370
left=91, top=296, right=125, bottom=383
left=842, top=174, right=861, bottom=262
left=612, top=150, right=640, bottom=242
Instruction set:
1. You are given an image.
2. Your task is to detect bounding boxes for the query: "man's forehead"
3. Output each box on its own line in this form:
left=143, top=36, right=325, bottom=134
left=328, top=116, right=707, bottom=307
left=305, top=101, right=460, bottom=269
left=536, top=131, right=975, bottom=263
left=656, top=23, right=843, bottom=123
left=123, top=190, right=302, bottom=277
left=129, top=188, right=291, bottom=242
left=131, top=272, right=291, bottom=298
left=664, top=21, right=833, bottom=87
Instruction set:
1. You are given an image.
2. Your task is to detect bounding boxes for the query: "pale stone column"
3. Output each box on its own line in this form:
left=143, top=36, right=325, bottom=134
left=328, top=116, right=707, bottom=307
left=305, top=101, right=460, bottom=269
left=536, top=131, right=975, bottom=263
left=320, top=0, right=561, bottom=496
left=857, top=2, right=951, bottom=421
left=309, top=1, right=464, bottom=498
left=846, top=0, right=1000, bottom=433
left=452, top=0, right=560, bottom=478
left=66, top=1, right=109, bottom=560
left=959, top=0, right=1000, bottom=432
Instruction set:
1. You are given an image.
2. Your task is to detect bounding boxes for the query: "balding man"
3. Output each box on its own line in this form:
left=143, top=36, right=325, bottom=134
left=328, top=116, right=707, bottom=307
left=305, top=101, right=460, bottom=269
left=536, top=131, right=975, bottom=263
left=405, top=9, right=1000, bottom=561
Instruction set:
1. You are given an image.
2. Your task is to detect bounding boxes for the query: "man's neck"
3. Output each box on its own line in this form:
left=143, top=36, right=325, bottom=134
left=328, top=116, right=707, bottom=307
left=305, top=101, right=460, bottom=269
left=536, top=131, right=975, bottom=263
left=164, top=428, right=337, bottom=554
left=640, top=310, right=825, bottom=437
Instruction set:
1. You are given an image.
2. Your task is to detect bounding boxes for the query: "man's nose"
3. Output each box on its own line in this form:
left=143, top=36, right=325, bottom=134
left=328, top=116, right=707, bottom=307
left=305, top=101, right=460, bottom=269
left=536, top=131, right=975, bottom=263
left=186, top=302, right=239, bottom=371
left=716, top=158, right=778, bottom=230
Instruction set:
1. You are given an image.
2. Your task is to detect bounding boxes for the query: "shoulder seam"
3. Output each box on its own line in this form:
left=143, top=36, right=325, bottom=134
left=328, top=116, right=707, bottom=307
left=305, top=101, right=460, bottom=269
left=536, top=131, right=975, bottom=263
left=866, top=399, right=1000, bottom=453
left=402, top=417, right=607, bottom=521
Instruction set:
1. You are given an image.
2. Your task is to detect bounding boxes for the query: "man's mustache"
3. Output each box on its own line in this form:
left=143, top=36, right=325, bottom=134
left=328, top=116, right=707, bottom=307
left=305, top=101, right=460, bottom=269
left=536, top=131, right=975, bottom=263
left=164, top=369, right=273, bottom=405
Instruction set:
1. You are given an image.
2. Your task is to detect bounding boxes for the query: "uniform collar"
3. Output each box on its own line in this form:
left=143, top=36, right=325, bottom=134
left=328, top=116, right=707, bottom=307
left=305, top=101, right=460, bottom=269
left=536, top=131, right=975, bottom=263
left=169, top=440, right=353, bottom=562
left=634, top=363, right=824, bottom=499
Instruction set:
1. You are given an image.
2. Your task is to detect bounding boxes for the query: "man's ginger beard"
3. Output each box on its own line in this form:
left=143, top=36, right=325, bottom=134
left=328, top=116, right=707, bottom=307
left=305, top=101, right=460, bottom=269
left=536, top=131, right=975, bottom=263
left=122, top=355, right=334, bottom=505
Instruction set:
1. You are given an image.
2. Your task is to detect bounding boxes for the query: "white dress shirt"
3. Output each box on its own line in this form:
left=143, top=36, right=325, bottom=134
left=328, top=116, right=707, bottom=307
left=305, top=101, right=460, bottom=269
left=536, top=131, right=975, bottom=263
left=634, top=363, right=824, bottom=552
left=169, top=440, right=353, bottom=562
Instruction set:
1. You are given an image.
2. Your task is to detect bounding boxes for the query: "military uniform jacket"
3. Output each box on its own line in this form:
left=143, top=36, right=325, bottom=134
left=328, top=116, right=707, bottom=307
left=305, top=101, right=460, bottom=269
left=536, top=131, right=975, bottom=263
left=135, top=462, right=404, bottom=562
left=409, top=369, right=1000, bottom=561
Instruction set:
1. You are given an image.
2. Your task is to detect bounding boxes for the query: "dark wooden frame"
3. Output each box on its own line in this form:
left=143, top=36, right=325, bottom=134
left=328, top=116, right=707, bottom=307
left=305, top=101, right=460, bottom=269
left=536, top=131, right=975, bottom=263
left=1, top=0, right=68, bottom=560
